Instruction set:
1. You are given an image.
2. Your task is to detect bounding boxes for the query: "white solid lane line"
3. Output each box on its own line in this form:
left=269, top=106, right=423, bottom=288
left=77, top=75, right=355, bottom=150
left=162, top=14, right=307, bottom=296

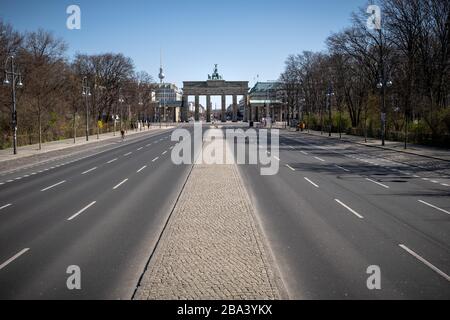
left=335, top=199, right=364, bottom=219
left=67, top=201, right=97, bottom=221
left=418, top=200, right=450, bottom=215
left=335, top=164, right=350, bottom=172
left=399, top=244, right=450, bottom=282
left=137, top=165, right=147, bottom=173
left=304, top=177, right=319, bottom=188
left=81, top=167, right=97, bottom=175
left=0, top=248, right=30, bottom=271
left=152, top=157, right=159, bottom=162
left=314, top=156, right=325, bottom=162
left=124, top=152, right=132, bottom=156
left=107, top=158, right=118, bottom=164
left=366, top=178, right=390, bottom=189
left=0, top=203, right=12, bottom=211
left=41, top=180, right=66, bottom=192
left=113, top=178, right=128, bottom=190
left=285, top=164, right=296, bottom=171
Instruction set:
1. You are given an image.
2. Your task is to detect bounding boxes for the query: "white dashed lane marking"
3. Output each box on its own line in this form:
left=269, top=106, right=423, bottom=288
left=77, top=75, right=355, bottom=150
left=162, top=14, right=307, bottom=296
left=81, top=167, right=97, bottom=175
left=137, top=165, right=147, bottom=173
left=113, top=179, right=128, bottom=190
left=285, top=164, right=295, bottom=171
left=67, top=201, right=97, bottom=221
left=335, top=199, right=364, bottom=219
left=0, top=248, right=30, bottom=271
left=399, top=244, right=450, bottom=282
left=40, top=180, right=66, bottom=192
left=304, top=177, right=319, bottom=188
left=366, top=178, right=390, bottom=189
left=0, top=203, right=12, bottom=211
left=418, top=200, right=450, bottom=215
left=335, top=165, right=350, bottom=172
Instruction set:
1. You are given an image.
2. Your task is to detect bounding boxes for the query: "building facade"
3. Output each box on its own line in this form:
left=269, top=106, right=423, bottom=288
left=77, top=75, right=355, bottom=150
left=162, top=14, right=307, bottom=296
left=248, top=82, right=285, bottom=122
left=153, top=83, right=183, bottom=122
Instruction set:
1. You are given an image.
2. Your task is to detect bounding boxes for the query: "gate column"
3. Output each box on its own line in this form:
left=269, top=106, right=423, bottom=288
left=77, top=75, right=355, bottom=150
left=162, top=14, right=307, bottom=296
left=195, top=95, right=200, bottom=121
left=221, top=95, right=226, bottom=122
left=232, top=95, right=238, bottom=122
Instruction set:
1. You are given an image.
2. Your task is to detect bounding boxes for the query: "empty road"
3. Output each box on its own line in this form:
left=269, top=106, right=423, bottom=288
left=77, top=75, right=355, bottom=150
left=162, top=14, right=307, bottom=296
left=0, top=127, right=192, bottom=299
left=238, top=129, right=450, bottom=299
left=1, top=123, right=449, bottom=300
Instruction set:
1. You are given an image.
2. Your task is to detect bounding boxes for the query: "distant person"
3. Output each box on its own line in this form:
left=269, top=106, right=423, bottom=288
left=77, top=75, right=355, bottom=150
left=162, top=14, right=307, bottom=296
left=120, top=129, right=125, bottom=141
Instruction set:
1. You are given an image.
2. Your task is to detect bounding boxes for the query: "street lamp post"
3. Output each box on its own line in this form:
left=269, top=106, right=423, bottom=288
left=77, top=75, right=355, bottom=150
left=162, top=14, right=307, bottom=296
left=377, top=27, right=393, bottom=146
left=377, top=78, right=392, bottom=146
left=3, top=56, right=23, bottom=155
left=326, top=84, right=335, bottom=137
left=118, top=95, right=125, bottom=131
left=139, top=98, right=144, bottom=131
left=82, top=77, right=92, bottom=141
left=94, top=80, right=106, bottom=140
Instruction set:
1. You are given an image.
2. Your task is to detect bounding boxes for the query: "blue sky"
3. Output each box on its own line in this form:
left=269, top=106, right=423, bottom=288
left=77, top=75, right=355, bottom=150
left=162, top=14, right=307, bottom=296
left=1, top=0, right=368, bottom=90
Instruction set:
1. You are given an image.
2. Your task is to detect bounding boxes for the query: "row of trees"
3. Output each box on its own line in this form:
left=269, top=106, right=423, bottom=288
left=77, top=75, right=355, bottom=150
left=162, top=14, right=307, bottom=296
left=280, top=0, right=450, bottom=146
left=0, top=20, right=157, bottom=150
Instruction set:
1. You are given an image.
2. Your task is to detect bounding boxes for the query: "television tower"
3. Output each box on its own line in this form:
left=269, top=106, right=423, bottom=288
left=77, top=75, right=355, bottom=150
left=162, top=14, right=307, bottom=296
left=158, top=48, right=165, bottom=84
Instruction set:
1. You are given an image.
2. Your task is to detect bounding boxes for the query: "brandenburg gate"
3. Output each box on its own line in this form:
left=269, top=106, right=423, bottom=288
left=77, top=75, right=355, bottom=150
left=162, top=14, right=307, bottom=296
left=182, top=65, right=249, bottom=122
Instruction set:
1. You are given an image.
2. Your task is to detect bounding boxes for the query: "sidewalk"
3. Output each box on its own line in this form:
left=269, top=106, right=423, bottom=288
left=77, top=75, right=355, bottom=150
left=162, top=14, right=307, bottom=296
left=0, top=125, right=174, bottom=163
left=293, top=129, right=450, bottom=162
left=134, top=160, right=284, bottom=299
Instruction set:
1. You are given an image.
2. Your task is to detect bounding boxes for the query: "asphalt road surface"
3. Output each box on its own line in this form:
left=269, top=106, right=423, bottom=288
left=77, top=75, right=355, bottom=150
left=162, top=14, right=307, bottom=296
left=1, top=123, right=449, bottom=300
left=238, top=129, right=450, bottom=299
left=0, top=127, right=193, bottom=299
